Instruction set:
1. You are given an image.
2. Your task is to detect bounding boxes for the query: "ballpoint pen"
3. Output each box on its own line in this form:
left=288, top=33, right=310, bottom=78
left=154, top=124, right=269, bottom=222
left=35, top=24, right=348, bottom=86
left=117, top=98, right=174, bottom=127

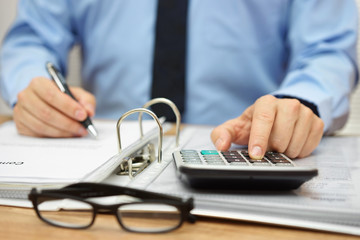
left=46, top=62, right=98, bottom=138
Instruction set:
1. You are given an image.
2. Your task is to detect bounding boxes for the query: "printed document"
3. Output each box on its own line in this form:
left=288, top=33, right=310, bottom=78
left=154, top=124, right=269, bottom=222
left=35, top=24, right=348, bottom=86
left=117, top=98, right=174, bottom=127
left=0, top=120, right=159, bottom=190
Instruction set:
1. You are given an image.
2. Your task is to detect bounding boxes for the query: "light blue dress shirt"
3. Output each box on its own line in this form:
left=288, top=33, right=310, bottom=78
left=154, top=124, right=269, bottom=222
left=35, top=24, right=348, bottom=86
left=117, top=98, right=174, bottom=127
left=0, top=0, right=358, bottom=133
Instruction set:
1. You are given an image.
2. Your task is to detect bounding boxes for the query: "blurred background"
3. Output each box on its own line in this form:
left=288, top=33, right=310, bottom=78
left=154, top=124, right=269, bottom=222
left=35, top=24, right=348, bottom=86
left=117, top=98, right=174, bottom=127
left=0, top=0, right=17, bottom=115
left=0, top=0, right=359, bottom=134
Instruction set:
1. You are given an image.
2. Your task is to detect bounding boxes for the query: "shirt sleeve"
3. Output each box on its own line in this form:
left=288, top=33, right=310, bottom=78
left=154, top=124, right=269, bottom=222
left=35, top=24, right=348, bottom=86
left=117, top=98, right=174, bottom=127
left=272, top=0, right=359, bottom=134
left=0, top=0, right=76, bottom=107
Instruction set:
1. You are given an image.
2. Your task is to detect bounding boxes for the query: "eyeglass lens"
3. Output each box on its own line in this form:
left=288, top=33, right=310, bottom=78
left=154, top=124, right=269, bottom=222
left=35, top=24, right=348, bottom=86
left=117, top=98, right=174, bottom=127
left=37, top=198, right=94, bottom=228
left=118, top=203, right=182, bottom=232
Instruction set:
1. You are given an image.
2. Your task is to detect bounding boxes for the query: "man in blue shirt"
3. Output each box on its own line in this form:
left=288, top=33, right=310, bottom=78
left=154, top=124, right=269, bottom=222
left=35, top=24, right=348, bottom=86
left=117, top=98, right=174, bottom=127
left=0, top=0, right=358, bottom=159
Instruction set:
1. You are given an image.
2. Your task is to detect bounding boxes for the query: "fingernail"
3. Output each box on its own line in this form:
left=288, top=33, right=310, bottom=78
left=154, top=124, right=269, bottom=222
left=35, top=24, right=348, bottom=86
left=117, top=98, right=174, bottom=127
left=86, top=103, right=95, bottom=114
left=215, top=138, right=224, bottom=150
left=75, top=109, right=86, bottom=120
left=251, top=146, right=263, bottom=159
left=78, top=127, right=87, bottom=136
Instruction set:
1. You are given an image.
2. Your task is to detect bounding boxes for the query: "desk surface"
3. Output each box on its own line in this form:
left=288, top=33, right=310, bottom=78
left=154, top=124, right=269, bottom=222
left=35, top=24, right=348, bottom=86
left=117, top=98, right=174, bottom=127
left=0, top=116, right=359, bottom=240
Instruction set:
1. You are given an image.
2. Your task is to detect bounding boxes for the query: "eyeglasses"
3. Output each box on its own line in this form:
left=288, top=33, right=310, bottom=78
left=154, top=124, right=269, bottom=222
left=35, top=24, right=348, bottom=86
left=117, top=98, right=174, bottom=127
left=28, top=182, right=195, bottom=233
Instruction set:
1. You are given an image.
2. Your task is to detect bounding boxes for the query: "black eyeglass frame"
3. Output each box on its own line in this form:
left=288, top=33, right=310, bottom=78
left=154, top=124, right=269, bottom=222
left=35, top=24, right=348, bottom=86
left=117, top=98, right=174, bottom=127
left=28, top=182, right=195, bottom=233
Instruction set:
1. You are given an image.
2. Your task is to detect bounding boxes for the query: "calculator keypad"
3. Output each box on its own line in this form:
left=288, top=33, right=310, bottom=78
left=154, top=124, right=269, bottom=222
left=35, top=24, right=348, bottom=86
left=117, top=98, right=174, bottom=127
left=179, top=150, right=294, bottom=167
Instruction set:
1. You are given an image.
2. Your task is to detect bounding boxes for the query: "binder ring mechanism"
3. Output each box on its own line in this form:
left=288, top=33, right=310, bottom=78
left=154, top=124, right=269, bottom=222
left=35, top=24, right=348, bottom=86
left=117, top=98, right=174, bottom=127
left=117, top=98, right=181, bottom=178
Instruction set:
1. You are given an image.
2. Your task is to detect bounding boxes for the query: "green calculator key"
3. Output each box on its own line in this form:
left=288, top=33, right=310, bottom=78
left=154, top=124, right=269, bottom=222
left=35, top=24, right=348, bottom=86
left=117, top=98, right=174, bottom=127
left=200, top=150, right=218, bottom=155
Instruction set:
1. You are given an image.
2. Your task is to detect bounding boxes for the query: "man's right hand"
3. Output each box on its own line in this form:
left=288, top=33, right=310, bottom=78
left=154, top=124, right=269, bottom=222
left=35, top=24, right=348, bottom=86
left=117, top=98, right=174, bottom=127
left=13, top=77, right=96, bottom=138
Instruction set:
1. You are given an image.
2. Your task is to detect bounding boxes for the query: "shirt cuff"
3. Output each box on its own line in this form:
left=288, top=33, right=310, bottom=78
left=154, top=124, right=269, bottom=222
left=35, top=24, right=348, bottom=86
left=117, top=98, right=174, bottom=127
left=274, top=94, right=320, bottom=118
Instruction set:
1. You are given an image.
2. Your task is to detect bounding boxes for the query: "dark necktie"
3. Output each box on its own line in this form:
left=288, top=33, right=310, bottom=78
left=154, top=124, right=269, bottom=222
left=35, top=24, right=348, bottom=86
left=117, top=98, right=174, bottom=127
left=151, top=0, right=188, bottom=122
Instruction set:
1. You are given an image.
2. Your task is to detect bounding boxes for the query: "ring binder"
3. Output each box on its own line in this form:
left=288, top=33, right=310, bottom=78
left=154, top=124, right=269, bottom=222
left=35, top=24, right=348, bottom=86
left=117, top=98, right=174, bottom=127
left=139, top=98, right=181, bottom=147
left=117, top=108, right=162, bottom=178
left=116, top=98, right=182, bottom=179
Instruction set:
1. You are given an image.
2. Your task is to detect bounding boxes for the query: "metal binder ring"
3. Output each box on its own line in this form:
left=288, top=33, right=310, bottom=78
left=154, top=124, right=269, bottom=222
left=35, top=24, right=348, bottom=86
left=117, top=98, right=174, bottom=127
left=139, top=98, right=181, bottom=147
left=117, top=108, right=163, bottom=163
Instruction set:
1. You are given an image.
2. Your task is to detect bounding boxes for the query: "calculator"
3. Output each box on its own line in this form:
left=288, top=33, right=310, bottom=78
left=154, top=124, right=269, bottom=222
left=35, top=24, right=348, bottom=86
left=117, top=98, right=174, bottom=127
left=172, top=150, right=318, bottom=190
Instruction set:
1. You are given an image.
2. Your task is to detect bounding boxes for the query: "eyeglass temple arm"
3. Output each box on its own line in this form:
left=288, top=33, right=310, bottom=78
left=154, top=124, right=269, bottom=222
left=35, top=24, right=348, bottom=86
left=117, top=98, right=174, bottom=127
left=184, top=197, right=196, bottom=223
left=34, top=182, right=188, bottom=203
